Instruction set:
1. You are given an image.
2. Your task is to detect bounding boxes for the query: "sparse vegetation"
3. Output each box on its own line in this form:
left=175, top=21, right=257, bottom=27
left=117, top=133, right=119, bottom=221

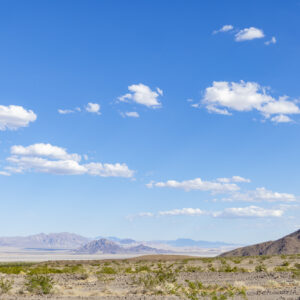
left=0, top=278, right=13, bottom=294
left=0, top=254, right=298, bottom=298
left=25, top=274, right=54, bottom=295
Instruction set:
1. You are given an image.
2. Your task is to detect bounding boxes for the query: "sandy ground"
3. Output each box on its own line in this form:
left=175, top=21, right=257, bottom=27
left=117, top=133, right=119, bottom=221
left=0, top=254, right=299, bottom=299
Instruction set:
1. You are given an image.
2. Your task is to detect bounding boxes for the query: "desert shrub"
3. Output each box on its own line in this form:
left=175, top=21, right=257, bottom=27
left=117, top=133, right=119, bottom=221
left=255, top=264, right=267, bottom=272
left=0, top=262, right=33, bottom=274
left=231, top=258, right=242, bottom=264
left=25, top=274, right=54, bottom=295
left=0, top=278, right=13, bottom=294
left=98, top=266, right=117, bottom=274
left=281, top=261, right=289, bottom=267
left=185, top=266, right=202, bottom=272
left=135, top=265, right=151, bottom=273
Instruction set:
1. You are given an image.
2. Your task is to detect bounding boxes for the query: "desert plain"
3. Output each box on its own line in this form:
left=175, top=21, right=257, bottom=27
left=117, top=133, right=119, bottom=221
left=0, top=254, right=299, bottom=299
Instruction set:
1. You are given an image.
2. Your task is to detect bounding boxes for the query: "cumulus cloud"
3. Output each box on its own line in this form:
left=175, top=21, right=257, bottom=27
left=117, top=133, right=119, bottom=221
left=224, top=187, right=296, bottom=203
left=213, top=25, right=234, bottom=34
left=135, top=206, right=283, bottom=219
left=265, top=36, right=277, bottom=45
left=199, top=81, right=300, bottom=122
left=118, top=84, right=162, bottom=108
left=213, top=206, right=283, bottom=218
left=86, top=103, right=101, bottom=114
left=2, top=143, right=134, bottom=178
left=11, top=144, right=81, bottom=162
left=235, top=27, right=265, bottom=41
left=0, top=105, right=37, bottom=130
left=159, top=208, right=206, bottom=216
left=120, top=111, right=140, bottom=118
left=271, top=114, right=292, bottom=123
left=146, top=177, right=240, bottom=193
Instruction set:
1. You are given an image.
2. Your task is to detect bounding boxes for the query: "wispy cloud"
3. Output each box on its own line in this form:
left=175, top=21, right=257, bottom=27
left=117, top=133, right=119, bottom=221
left=146, top=177, right=240, bottom=193
left=265, top=36, right=277, bottom=45
left=120, top=111, right=140, bottom=118
left=132, top=205, right=284, bottom=219
left=213, top=25, right=234, bottom=34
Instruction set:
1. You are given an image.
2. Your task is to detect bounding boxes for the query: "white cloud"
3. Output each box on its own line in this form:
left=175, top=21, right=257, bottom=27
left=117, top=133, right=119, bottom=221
left=86, top=103, right=101, bottom=114
left=213, top=25, right=234, bottom=34
left=0, top=105, right=37, bottom=130
left=265, top=36, right=277, bottom=45
left=147, top=177, right=240, bottom=193
left=121, top=111, right=140, bottom=118
left=235, top=27, right=265, bottom=41
left=136, top=206, right=283, bottom=219
left=271, top=114, right=292, bottom=123
left=213, top=206, right=283, bottom=218
left=58, top=109, right=75, bottom=114
left=2, top=143, right=134, bottom=178
left=223, top=187, right=296, bottom=203
left=118, top=84, right=162, bottom=108
left=11, top=143, right=81, bottom=162
left=217, top=176, right=251, bottom=183
left=84, top=162, right=134, bottom=178
left=0, top=171, right=10, bottom=176
left=159, top=208, right=206, bottom=216
left=199, top=81, right=300, bottom=122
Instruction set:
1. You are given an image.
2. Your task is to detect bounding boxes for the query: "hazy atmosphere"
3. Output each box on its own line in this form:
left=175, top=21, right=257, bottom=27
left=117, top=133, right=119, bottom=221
left=0, top=0, right=300, bottom=245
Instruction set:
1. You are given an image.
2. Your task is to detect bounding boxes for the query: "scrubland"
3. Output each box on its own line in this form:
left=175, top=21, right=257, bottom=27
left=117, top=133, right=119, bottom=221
left=0, top=254, right=299, bottom=299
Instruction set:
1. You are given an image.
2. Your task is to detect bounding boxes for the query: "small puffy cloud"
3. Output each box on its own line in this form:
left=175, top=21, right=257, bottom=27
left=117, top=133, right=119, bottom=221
left=271, top=114, right=292, bottom=123
left=0, top=105, right=37, bottom=130
left=147, top=177, right=240, bottom=193
left=159, top=208, right=206, bottom=216
left=11, top=143, right=81, bottom=162
left=265, top=36, right=277, bottom=45
left=86, top=103, right=101, bottom=114
left=118, top=84, right=162, bottom=108
left=235, top=27, right=265, bottom=41
left=2, top=143, right=134, bottom=178
left=213, top=25, right=234, bottom=34
left=121, top=111, right=140, bottom=118
left=213, top=205, right=283, bottom=218
left=199, top=81, right=300, bottom=122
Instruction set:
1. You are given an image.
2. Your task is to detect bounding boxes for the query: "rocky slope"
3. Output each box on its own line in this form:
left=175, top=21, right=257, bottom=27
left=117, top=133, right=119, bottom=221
left=221, top=229, right=300, bottom=257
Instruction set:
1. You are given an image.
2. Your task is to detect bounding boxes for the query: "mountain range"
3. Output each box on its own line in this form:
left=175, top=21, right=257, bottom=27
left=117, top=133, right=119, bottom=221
left=75, top=238, right=170, bottom=254
left=221, top=229, right=300, bottom=257
left=0, top=232, right=89, bottom=249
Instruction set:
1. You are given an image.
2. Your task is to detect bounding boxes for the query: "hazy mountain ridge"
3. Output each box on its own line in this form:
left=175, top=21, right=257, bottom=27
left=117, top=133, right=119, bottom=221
left=220, top=229, right=300, bottom=257
left=75, top=238, right=171, bottom=254
left=0, top=233, right=89, bottom=249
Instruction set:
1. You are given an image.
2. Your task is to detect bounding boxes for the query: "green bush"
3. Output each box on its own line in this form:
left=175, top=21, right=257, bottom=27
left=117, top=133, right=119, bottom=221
left=0, top=278, right=13, bottom=294
left=255, top=264, right=267, bottom=272
left=25, top=274, right=54, bottom=295
left=99, top=266, right=117, bottom=274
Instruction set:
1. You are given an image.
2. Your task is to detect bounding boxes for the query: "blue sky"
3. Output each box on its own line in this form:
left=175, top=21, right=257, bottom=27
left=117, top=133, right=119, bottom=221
left=0, top=0, right=300, bottom=244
